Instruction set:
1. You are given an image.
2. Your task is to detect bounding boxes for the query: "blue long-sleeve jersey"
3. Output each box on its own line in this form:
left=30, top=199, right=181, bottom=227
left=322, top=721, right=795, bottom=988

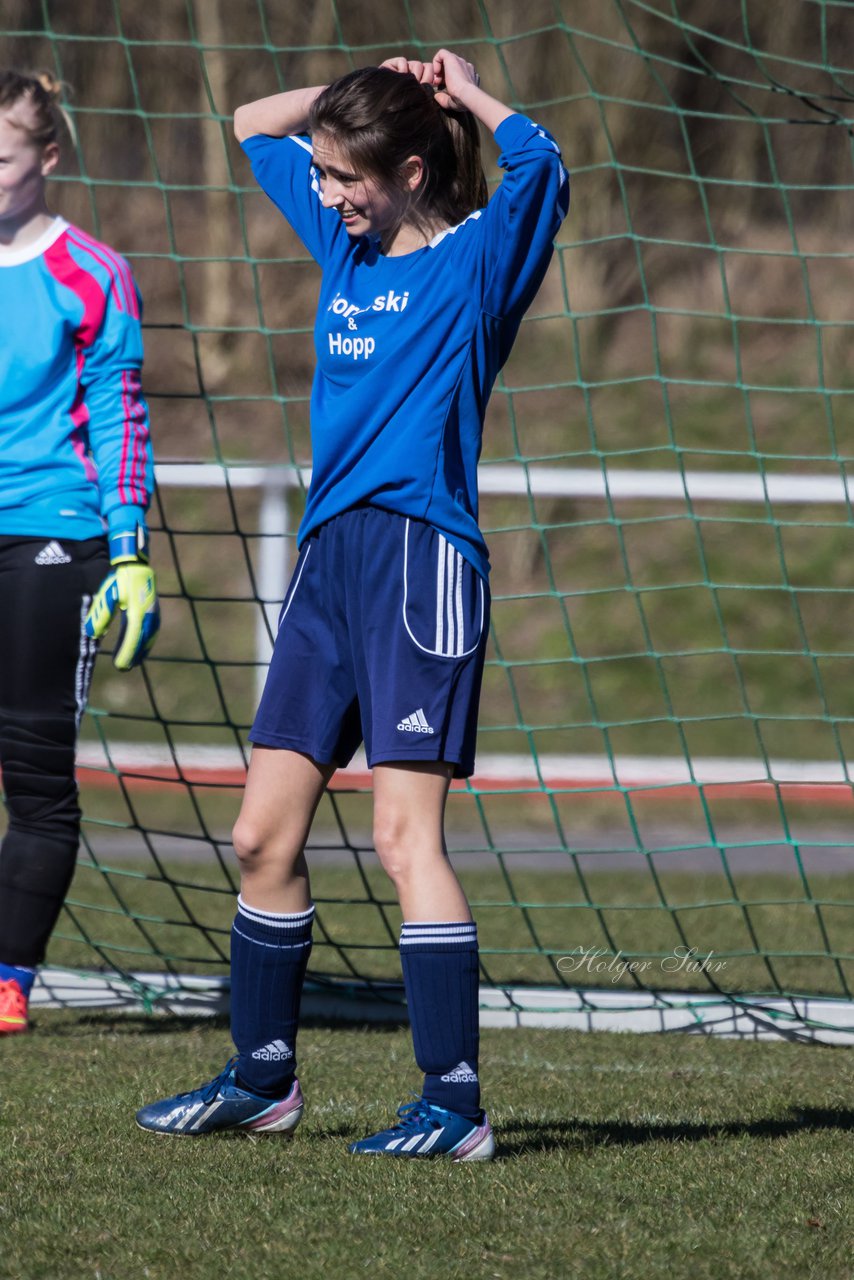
left=242, top=112, right=568, bottom=579
left=0, top=217, right=152, bottom=542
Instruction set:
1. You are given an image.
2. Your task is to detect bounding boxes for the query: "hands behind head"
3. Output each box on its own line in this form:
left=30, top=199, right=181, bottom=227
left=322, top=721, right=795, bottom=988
left=380, top=49, right=480, bottom=110
left=431, top=50, right=480, bottom=109
left=380, top=56, right=435, bottom=85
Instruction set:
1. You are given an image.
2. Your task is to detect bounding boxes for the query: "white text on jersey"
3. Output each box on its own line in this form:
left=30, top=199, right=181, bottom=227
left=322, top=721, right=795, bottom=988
left=328, top=333, right=375, bottom=360
left=328, top=289, right=410, bottom=321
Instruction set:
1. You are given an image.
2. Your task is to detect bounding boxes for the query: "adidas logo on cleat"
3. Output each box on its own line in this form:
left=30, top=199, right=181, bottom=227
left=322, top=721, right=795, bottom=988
left=397, top=708, right=434, bottom=735
left=251, top=1039, right=293, bottom=1061
left=440, top=1061, right=479, bottom=1083
left=34, top=540, right=72, bottom=566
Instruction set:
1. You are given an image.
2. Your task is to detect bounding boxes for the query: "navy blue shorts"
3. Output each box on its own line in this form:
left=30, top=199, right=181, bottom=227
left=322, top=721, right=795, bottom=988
left=250, top=508, right=490, bottom=778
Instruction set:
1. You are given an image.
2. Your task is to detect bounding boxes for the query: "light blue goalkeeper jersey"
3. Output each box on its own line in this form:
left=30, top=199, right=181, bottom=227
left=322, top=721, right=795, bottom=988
left=242, top=112, right=568, bottom=579
left=0, top=217, right=152, bottom=541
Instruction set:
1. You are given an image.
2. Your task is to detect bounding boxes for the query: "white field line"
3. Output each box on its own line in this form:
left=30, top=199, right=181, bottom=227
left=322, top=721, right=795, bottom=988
left=75, top=743, right=854, bottom=787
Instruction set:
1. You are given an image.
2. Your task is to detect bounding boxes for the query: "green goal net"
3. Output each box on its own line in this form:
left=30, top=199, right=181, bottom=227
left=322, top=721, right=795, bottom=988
left=2, top=0, right=853, bottom=1041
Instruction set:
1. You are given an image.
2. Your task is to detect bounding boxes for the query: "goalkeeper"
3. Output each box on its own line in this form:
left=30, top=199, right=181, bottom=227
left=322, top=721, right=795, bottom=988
left=0, top=69, right=158, bottom=1035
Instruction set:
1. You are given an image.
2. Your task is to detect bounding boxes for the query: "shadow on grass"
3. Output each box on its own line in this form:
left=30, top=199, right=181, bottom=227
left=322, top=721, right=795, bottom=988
left=491, top=1110, right=854, bottom=1158
left=234, top=1110, right=854, bottom=1157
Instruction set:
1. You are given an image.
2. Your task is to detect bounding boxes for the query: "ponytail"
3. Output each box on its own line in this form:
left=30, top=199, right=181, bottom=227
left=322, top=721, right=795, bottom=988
left=435, top=101, right=488, bottom=222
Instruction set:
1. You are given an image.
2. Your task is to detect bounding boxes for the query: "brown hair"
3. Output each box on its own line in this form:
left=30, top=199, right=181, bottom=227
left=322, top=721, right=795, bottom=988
left=0, top=68, right=75, bottom=147
left=308, top=67, right=487, bottom=240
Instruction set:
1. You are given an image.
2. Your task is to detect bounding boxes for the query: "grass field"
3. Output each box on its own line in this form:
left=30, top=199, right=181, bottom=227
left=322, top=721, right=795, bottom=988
left=0, top=1014, right=851, bottom=1280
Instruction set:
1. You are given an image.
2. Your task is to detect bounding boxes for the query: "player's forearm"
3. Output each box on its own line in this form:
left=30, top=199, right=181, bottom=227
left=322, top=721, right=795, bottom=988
left=86, top=376, right=152, bottom=521
left=234, top=86, right=326, bottom=142
left=449, top=84, right=514, bottom=136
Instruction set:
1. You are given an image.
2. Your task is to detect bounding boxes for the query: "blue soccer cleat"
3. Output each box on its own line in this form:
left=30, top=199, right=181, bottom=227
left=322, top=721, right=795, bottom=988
left=348, top=1098, right=495, bottom=1161
left=135, top=1058, right=303, bottom=1136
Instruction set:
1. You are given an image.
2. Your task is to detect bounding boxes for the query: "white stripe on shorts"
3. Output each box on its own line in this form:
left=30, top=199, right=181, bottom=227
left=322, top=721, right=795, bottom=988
left=454, top=548, right=465, bottom=657
left=445, top=541, right=456, bottom=656
left=403, top=519, right=484, bottom=660
left=436, top=535, right=446, bottom=654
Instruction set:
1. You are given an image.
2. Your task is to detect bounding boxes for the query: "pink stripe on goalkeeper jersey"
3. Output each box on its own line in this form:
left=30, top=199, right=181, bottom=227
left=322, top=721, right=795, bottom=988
left=128, top=370, right=149, bottom=503
left=43, top=235, right=107, bottom=349
left=118, top=368, right=149, bottom=505
left=66, top=227, right=138, bottom=318
left=43, top=239, right=104, bottom=489
left=43, top=230, right=147, bottom=504
left=69, top=349, right=98, bottom=484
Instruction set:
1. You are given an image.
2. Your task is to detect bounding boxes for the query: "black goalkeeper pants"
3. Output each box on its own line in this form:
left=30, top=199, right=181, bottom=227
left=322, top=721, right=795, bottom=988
left=0, top=534, right=108, bottom=967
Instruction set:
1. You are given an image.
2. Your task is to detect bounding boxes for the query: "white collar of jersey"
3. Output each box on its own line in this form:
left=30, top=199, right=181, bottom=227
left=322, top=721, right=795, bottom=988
left=427, top=209, right=483, bottom=249
left=0, top=216, right=68, bottom=267
left=362, top=208, right=485, bottom=259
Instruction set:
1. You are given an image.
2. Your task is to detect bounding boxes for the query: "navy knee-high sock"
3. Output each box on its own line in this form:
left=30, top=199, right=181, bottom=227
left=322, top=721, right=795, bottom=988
left=399, top=920, right=481, bottom=1121
left=230, top=897, right=314, bottom=1097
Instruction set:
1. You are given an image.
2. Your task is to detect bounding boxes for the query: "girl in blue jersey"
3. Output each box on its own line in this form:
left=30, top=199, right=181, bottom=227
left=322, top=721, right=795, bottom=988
left=0, top=70, right=159, bottom=1035
left=137, top=49, right=567, bottom=1159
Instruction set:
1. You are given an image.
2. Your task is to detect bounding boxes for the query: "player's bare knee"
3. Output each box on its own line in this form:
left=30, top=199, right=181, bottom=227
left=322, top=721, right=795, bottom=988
left=372, top=811, right=410, bottom=869
left=231, top=816, right=269, bottom=868
left=373, top=817, right=444, bottom=887
left=373, top=825, right=415, bottom=890
left=231, top=816, right=306, bottom=876
left=374, top=852, right=413, bottom=894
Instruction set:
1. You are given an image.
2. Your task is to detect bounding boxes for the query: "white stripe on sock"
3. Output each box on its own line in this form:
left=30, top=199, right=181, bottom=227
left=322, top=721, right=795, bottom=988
left=400, top=935, right=477, bottom=947
left=401, top=921, right=476, bottom=929
left=400, top=922, right=477, bottom=935
left=400, top=928, right=477, bottom=938
left=400, top=930, right=477, bottom=939
left=400, top=929, right=477, bottom=948
left=232, top=925, right=312, bottom=951
left=237, top=897, right=315, bottom=929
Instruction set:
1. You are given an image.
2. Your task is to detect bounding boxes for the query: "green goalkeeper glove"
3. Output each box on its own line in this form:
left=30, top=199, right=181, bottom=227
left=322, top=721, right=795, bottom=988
left=85, top=525, right=160, bottom=670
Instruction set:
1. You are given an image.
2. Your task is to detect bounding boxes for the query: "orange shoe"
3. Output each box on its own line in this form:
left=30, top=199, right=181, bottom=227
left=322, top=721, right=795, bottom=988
left=0, top=978, right=29, bottom=1034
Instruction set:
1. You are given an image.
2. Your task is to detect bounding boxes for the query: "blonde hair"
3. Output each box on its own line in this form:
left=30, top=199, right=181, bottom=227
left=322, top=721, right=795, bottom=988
left=0, top=68, right=76, bottom=147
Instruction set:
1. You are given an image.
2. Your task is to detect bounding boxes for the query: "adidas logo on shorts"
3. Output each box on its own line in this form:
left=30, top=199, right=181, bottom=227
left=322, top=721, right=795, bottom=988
left=250, top=1038, right=293, bottom=1061
left=397, top=708, right=434, bottom=735
left=34, top=540, right=72, bottom=566
left=440, top=1061, right=479, bottom=1083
